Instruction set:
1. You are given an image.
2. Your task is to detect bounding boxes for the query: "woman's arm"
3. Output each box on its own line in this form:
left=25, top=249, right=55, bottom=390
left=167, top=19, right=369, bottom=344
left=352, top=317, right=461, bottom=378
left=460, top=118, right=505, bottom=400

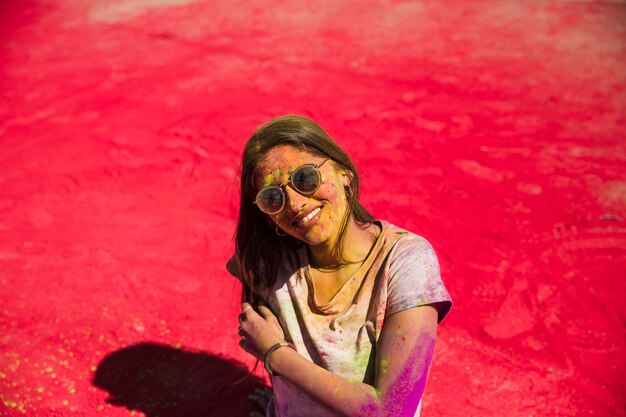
left=238, top=303, right=438, bottom=417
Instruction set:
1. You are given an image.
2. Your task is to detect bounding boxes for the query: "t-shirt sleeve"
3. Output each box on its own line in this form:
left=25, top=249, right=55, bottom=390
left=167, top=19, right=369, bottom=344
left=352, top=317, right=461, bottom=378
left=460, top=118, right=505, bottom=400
left=386, top=235, right=452, bottom=323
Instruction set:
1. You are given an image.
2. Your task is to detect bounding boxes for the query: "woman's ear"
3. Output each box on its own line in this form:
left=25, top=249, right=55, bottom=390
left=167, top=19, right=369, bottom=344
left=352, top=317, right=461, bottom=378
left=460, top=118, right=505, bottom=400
left=340, top=170, right=353, bottom=187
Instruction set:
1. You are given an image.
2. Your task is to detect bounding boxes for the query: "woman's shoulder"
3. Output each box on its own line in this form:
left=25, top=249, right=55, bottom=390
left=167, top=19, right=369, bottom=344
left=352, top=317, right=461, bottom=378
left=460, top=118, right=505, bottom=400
left=378, top=221, right=433, bottom=249
left=374, top=221, right=439, bottom=271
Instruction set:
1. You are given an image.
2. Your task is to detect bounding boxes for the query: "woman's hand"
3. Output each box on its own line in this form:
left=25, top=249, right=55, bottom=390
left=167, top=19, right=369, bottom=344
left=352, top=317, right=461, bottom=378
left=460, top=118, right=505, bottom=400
left=238, top=302, right=286, bottom=360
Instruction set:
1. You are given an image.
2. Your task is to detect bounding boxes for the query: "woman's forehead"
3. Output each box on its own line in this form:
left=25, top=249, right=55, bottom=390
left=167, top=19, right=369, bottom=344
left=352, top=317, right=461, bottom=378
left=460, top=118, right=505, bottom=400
left=259, top=145, right=318, bottom=165
left=254, top=146, right=322, bottom=187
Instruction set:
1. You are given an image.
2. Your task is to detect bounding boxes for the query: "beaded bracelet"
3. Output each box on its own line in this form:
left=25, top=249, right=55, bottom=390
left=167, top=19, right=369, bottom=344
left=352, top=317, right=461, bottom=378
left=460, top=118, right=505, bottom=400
left=263, top=341, right=295, bottom=377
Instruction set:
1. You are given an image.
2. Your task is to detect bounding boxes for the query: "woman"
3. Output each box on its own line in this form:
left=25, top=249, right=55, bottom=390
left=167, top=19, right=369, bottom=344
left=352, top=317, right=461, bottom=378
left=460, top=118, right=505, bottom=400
left=227, top=116, right=452, bottom=417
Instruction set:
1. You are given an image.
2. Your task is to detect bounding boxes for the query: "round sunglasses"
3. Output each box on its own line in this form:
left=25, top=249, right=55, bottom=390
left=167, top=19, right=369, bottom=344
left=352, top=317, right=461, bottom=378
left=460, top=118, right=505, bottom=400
left=254, top=158, right=330, bottom=214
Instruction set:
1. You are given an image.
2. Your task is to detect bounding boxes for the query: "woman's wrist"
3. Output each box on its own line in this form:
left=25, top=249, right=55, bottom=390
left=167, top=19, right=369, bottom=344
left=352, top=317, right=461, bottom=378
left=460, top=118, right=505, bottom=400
left=263, top=341, right=295, bottom=376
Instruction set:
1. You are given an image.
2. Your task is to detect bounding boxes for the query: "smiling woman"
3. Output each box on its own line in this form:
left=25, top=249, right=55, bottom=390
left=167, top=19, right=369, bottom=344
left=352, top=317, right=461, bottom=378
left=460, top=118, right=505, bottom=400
left=227, top=116, right=452, bottom=417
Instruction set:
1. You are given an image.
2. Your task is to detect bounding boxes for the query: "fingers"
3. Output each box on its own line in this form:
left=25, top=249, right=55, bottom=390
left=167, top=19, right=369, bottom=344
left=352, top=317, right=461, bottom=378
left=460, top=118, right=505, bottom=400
left=258, top=304, right=282, bottom=329
left=257, top=304, right=275, bottom=320
left=240, top=302, right=259, bottom=322
left=241, top=303, right=276, bottom=322
left=239, top=338, right=251, bottom=353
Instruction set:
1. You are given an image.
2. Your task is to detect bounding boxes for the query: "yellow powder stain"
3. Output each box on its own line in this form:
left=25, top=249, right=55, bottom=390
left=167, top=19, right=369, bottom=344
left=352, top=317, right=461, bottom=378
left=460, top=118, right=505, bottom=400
left=90, top=365, right=97, bottom=372
left=37, top=387, right=44, bottom=393
left=0, top=372, right=6, bottom=379
left=69, top=388, right=76, bottom=394
left=62, top=400, right=69, bottom=406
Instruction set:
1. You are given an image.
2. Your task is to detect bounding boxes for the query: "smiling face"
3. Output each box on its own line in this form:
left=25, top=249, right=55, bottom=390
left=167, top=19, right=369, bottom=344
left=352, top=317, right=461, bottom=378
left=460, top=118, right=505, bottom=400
left=254, top=145, right=351, bottom=248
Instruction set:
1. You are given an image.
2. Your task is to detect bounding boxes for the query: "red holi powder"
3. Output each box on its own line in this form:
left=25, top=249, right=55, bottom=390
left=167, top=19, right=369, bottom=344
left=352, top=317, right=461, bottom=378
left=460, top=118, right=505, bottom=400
left=0, top=1, right=623, bottom=417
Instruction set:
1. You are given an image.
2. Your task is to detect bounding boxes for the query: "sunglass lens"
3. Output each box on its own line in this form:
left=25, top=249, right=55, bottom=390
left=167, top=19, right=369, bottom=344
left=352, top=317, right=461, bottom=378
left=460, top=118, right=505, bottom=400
left=256, top=187, right=284, bottom=213
left=292, top=166, right=321, bottom=194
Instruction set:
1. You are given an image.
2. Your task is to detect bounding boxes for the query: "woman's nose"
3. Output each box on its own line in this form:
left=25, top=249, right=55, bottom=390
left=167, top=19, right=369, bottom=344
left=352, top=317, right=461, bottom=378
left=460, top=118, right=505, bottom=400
left=284, top=186, right=308, bottom=212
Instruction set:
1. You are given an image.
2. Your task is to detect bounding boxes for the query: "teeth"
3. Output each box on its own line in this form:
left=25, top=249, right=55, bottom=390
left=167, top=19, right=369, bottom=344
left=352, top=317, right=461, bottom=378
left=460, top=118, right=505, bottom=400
left=297, top=208, right=320, bottom=225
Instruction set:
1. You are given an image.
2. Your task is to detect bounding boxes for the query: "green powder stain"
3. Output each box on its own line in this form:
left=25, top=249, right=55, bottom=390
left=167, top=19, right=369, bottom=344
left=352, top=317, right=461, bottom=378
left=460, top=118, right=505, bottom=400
left=380, top=359, right=389, bottom=374
left=275, top=168, right=281, bottom=178
left=354, top=349, right=371, bottom=368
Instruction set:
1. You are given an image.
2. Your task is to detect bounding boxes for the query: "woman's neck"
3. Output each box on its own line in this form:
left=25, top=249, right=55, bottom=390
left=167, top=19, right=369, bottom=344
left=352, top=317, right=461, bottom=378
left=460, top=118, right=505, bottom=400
left=307, top=218, right=379, bottom=270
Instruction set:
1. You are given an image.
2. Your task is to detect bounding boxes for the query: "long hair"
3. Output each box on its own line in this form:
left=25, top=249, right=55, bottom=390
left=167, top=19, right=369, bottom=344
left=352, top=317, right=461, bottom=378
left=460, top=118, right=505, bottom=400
left=235, top=116, right=374, bottom=305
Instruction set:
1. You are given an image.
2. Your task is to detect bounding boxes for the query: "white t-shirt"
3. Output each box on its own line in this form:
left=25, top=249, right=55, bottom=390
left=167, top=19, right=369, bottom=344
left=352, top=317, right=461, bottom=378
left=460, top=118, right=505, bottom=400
left=256, top=221, right=452, bottom=417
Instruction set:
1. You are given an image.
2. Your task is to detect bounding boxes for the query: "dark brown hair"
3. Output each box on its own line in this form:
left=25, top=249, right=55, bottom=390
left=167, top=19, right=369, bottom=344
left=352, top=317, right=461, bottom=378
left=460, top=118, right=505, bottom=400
left=235, top=116, right=374, bottom=305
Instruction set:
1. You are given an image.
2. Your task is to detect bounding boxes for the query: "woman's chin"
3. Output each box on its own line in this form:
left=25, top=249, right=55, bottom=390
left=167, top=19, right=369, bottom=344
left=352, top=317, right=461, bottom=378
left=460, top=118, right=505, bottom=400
left=290, top=225, right=331, bottom=247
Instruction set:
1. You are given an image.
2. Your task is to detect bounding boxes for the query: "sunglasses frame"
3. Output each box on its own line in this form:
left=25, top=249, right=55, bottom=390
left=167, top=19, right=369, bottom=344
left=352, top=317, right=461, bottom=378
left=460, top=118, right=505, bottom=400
left=254, top=158, right=330, bottom=214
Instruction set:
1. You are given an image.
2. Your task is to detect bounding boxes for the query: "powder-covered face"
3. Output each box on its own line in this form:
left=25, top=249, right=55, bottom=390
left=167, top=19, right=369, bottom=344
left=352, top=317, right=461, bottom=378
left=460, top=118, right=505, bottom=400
left=254, top=145, right=351, bottom=247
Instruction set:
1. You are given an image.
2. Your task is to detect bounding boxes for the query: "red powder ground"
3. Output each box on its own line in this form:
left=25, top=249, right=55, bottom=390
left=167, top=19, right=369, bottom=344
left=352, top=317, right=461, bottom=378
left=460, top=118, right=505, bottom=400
left=1, top=1, right=625, bottom=416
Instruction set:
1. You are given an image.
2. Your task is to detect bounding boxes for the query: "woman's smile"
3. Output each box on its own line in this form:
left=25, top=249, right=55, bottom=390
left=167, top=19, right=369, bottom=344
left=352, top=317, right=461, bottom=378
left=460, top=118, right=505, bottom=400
left=292, top=206, right=322, bottom=228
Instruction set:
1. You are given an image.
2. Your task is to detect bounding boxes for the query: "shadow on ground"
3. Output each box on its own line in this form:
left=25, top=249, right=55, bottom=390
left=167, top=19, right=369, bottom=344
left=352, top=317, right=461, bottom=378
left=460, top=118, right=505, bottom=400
left=93, top=342, right=266, bottom=417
